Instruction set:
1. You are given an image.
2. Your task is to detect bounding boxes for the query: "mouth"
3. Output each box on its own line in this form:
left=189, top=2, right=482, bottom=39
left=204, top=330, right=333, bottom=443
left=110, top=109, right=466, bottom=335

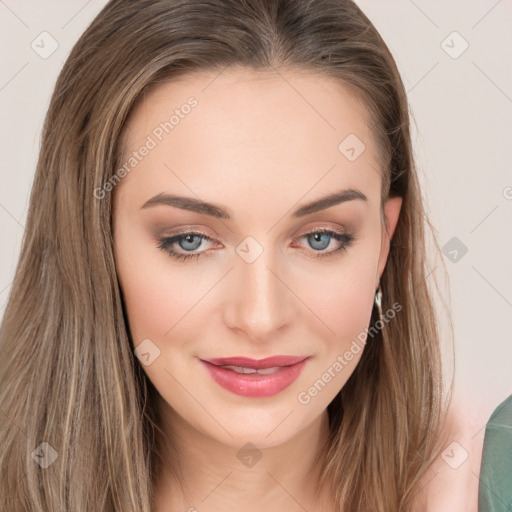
left=199, top=355, right=310, bottom=397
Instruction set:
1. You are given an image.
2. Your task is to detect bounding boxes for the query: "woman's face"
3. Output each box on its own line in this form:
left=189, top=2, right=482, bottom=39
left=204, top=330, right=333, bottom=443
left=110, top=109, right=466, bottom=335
left=113, top=67, right=401, bottom=448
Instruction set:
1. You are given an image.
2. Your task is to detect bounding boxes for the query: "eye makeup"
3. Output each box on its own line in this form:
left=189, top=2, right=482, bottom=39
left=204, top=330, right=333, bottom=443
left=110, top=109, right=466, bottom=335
left=156, top=226, right=356, bottom=262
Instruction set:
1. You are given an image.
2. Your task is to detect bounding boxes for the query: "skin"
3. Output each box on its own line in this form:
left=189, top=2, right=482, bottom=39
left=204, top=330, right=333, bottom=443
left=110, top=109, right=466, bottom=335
left=112, top=67, right=403, bottom=511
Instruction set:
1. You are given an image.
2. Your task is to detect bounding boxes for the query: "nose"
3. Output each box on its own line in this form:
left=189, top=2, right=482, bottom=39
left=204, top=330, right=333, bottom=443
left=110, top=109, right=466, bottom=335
left=223, top=245, right=291, bottom=341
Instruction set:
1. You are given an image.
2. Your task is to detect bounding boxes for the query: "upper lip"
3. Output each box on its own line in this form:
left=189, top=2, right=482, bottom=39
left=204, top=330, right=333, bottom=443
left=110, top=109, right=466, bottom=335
left=201, top=355, right=309, bottom=369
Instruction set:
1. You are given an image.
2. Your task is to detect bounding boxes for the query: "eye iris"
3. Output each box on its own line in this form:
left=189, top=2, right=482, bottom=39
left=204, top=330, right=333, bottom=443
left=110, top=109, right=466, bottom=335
left=179, top=234, right=203, bottom=251
left=308, top=232, right=331, bottom=251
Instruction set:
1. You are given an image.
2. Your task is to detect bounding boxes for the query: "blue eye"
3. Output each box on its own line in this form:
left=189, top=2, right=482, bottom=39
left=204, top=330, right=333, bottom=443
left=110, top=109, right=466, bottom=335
left=301, top=229, right=355, bottom=258
left=157, top=232, right=213, bottom=262
left=175, top=233, right=203, bottom=251
left=157, top=229, right=355, bottom=262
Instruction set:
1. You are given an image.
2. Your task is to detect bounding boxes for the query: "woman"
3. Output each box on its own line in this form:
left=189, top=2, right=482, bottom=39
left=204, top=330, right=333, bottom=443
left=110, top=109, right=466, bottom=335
left=0, top=0, right=481, bottom=510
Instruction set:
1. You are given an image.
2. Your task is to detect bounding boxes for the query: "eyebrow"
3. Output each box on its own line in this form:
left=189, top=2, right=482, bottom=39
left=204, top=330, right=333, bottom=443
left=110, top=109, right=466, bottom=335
left=140, top=188, right=367, bottom=219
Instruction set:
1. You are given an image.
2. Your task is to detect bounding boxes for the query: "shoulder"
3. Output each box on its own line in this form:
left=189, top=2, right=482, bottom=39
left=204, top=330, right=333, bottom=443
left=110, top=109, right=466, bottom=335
left=416, top=395, right=486, bottom=512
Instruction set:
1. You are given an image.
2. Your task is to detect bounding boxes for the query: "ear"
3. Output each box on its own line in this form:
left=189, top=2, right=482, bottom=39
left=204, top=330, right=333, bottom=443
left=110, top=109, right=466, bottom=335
left=376, top=196, right=403, bottom=285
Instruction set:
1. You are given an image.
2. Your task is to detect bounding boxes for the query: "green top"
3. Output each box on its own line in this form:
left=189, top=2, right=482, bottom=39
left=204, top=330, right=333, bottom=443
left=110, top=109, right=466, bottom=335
left=478, top=394, right=512, bottom=512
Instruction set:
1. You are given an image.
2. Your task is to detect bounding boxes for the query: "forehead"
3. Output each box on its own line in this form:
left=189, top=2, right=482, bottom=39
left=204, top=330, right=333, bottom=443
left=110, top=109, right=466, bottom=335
left=116, top=67, right=382, bottom=211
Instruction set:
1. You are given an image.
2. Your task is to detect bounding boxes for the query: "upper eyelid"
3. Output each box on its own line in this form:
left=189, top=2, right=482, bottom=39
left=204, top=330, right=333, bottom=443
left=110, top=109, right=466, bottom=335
left=162, top=230, right=216, bottom=244
left=163, top=223, right=350, bottom=238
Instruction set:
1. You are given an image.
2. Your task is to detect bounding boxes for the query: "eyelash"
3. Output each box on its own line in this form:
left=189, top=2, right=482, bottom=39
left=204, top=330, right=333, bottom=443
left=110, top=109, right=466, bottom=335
left=157, top=228, right=356, bottom=262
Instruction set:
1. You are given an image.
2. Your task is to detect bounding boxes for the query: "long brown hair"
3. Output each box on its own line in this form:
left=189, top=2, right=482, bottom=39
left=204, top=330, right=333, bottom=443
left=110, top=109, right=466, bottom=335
left=0, top=1, right=453, bottom=510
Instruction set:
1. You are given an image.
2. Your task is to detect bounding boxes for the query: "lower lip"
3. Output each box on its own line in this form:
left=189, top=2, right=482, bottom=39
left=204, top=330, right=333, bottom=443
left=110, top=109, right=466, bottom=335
left=199, top=359, right=309, bottom=397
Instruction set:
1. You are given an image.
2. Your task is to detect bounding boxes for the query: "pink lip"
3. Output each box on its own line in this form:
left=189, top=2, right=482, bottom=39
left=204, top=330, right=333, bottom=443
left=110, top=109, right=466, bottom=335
left=199, top=355, right=310, bottom=397
left=202, top=355, right=308, bottom=369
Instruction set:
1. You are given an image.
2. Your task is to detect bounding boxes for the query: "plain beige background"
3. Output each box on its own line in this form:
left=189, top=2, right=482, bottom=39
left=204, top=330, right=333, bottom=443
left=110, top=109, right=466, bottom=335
left=1, top=0, right=511, bottom=442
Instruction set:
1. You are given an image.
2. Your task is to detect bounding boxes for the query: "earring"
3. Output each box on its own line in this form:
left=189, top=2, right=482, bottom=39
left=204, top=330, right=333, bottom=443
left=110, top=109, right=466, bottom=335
left=374, top=280, right=383, bottom=322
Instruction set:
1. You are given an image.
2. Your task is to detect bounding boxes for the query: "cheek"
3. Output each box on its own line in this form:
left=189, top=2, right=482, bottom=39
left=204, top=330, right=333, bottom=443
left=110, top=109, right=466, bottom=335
left=294, top=260, right=377, bottom=343
left=117, top=259, right=204, bottom=345
left=293, top=266, right=377, bottom=409
left=113, top=222, right=191, bottom=344
left=289, top=250, right=379, bottom=407
left=328, top=273, right=374, bottom=340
